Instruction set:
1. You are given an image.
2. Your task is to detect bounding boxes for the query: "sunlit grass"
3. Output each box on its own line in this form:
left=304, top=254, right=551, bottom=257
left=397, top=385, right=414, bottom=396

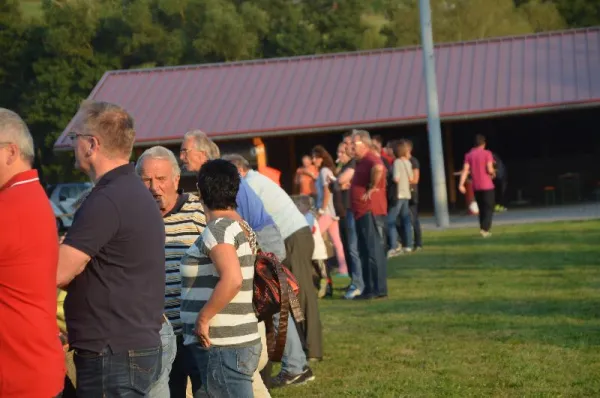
left=272, top=220, right=600, bottom=397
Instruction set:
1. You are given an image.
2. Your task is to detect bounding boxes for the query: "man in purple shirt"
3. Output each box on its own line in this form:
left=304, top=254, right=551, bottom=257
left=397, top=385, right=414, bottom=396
left=458, top=134, right=496, bottom=237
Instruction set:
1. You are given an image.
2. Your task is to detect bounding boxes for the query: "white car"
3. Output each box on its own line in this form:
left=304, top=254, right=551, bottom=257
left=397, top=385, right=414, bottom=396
left=50, top=199, right=73, bottom=231
left=48, top=182, right=92, bottom=218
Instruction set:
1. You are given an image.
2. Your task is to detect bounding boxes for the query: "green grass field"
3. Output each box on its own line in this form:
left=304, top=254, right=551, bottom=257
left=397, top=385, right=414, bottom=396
left=272, top=220, right=600, bottom=397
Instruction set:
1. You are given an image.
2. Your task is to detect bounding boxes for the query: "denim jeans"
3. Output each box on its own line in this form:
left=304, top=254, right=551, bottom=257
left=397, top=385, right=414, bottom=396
left=74, top=345, right=161, bottom=397
left=345, top=210, right=364, bottom=292
left=410, top=203, right=422, bottom=248
left=356, top=212, right=387, bottom=297
left=255, top=223, right=287, bottom=262
left=273, top=312, right=307, bottom=375
left=169, top=335, right=203, bottom=398
left=148, top=321, right=177, bottom=398
left=387, top=199, right=412, bottom=250
left=189, top=342, right=262, bottom=398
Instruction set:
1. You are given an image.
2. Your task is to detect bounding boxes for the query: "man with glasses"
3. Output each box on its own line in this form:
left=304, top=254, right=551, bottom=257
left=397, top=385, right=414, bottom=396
left=180, top=130, right=286, bottom=261
left=57, top=101, right=166, bottom=397
left=0, top=108, right=64, bottom=397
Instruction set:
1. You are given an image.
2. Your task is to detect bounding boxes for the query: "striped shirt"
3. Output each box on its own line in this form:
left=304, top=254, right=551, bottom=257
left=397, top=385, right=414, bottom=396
left=180, top=217, right=260, bottom=347
left=164, top=193, right=206, bottom=334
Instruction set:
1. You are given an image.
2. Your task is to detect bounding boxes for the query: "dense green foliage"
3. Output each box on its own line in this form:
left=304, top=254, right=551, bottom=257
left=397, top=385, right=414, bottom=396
left=2, top=0, right=597, bottom=183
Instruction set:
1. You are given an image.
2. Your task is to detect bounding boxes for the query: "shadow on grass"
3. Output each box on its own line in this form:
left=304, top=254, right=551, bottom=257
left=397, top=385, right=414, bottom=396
left=339, top=297, right=600, bottom=348
left=431, top=228, right=600, bottom=248
left=387, top=249, right=600, bottom=273
left=361, top=297, right=600, bottom=320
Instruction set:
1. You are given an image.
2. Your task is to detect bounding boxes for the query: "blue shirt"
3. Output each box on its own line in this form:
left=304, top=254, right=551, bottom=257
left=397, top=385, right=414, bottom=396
left=244, top=170, right=308, bottom=239
left=236, top=179, right=275, bottom=231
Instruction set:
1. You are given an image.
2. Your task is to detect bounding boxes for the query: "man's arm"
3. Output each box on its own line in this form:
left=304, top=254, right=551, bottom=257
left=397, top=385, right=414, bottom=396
left=57, top=245, right=91, bottom=288
left=458, top=163, right=470, bottom=194
left=337, top=167, right=355, bottom=186
left=411, top=167, right=420, bottom=184
left=370, top=164, right=385, bottom=189
left=57, top=192, right=119, bottom=287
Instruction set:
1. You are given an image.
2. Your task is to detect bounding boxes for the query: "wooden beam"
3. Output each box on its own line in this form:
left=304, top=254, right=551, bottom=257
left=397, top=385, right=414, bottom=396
left=286, top=135, right=298, bottom=194
left=444, top=125, right=457, bottom=206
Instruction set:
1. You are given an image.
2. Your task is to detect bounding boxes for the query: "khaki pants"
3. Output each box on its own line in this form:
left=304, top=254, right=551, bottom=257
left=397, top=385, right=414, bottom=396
left=185, top=321, right=270, bottom=398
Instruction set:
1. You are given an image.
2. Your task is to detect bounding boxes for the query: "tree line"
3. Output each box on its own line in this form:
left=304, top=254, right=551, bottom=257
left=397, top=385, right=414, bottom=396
left=1, top=0, right=598, bottom=183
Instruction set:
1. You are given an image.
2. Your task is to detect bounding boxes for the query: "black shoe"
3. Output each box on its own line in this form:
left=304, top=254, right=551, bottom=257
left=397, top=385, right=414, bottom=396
left=324, top=283, right=333, bottom=298
left=354, top=294, right=374, bottom=300
left=375, top=294, right=388, bottom=300
left=271, top=366, right=315, bottom=388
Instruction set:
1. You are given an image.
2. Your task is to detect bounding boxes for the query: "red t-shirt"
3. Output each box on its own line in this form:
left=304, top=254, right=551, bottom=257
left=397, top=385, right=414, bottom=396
left=350, top=152, right=387, bottom=219
left=464, top=147, right=495, bottom=191
left=0, top=170, right=64, bottom=398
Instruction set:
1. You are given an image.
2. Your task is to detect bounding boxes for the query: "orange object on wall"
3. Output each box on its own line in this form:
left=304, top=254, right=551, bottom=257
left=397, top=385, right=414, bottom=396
left=252, top=137, right=281, bottom=186
left=258, top=166, right=281, bottom=186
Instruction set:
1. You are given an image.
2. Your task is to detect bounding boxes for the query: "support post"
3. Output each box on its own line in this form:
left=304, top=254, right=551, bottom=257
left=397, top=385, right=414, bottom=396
left=419, top=0, right=450, bottom=228
left=444, top=125, right=456, bottom=208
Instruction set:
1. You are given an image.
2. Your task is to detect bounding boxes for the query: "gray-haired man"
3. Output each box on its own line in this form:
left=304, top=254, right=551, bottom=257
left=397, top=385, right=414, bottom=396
left=136, top=146, right=206, bottom=398
left=180, top=130, right=286, bottom=261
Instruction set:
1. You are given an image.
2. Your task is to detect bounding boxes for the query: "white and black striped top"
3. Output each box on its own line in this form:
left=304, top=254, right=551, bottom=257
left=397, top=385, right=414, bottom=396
left=180, top=217, right=260, bottom=347
left=164, top=193, right=206, bottom=335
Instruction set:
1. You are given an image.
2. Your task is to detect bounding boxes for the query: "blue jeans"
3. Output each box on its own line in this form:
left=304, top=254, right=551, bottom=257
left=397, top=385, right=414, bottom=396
left=273, top=312, right=307, bottom=375
left=356, top=212, right=387, bottom=297
left=387, top=199, right=413, bottom=250
left=169, top=335, right=203, bottom=398
left=148, top=321, right=177, bottom=398
left=74, top=345, right=162, bottom=397
left=189, top=342, right=262, bottom=398
left=345, top=210, right=364, bottom=292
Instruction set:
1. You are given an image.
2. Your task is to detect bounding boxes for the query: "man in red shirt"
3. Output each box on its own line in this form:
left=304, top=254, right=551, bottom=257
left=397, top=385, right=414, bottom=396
left=0, top=109, right=64, bottom=397
left=459, top=134, right=496, bottom=237
left=350, top=130, right=388, bottom=300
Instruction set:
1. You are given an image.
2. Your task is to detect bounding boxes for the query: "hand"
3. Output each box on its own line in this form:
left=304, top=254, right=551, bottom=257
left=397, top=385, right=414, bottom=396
left=194, top=315, right=211, bottom=348
left=459, top=185, right=466, bottom=194
left=362, top=188, right=378, bottom=201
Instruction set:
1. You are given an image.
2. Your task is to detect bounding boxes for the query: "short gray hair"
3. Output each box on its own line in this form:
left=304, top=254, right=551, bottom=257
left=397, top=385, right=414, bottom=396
left=0, top=108, right=35, bottom=164
left=221, top=153, right=250, bottom=171
left=351, top=129, right=372, bottom=147
left=135, top=145, right=181, bottom=178
left=183, top=130, right=218, bottom=160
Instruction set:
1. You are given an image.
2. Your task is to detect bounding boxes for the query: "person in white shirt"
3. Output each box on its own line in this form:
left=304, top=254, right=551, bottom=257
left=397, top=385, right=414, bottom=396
left=387, top=140, right=414, bottom=257
left=222, top=154, right=320, bottom=388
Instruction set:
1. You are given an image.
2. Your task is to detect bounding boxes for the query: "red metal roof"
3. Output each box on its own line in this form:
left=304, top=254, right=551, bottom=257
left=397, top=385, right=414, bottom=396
left=55, top=27, right=600, bottom=150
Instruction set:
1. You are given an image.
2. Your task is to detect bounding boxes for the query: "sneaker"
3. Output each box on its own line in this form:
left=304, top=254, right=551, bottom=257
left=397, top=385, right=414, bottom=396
left=271, top=367, right=315, bottom=388
left=318, top=279, right=328, bottom=299
left=387, top=248, right=402, bottom=258
left=403, top=247, right=412, bottom=254
left=480, top=230, right=492, bottom=238
left=344, top=286, right=362, bottom=300
left=414, top=246, right=423, bottom=252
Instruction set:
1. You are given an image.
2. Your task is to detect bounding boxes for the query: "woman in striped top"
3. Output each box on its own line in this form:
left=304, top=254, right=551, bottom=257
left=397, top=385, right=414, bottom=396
left=180, top=159, right=261, bottom=398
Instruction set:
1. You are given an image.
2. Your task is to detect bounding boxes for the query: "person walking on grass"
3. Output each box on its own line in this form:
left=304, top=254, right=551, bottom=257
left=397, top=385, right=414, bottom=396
left=458, top=134, right=496, bottom=238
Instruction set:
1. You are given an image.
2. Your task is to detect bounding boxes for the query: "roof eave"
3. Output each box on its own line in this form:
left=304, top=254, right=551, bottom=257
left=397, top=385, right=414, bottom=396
left=52, top=100, right=600, bottom=152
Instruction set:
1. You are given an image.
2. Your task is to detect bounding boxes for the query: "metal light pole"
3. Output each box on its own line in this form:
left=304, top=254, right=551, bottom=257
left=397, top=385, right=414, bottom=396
left=419, top=0, right=450, bottom=228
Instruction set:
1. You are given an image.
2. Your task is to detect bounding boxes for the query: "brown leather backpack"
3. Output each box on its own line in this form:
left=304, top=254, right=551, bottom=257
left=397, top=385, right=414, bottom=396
left=253, top=251, right=304, bottom=362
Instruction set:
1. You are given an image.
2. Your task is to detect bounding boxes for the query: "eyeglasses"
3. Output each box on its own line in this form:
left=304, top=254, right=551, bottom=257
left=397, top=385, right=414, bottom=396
left=66, top=132, right=94, bottom=142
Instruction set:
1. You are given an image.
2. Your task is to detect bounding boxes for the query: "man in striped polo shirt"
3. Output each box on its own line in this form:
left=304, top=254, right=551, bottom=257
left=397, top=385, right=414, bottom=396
left=136, top=146, right=206, bottom=398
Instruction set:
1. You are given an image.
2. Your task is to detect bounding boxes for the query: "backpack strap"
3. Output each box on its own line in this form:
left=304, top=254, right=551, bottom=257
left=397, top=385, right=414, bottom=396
left=257, top=252, right=290, bottom=362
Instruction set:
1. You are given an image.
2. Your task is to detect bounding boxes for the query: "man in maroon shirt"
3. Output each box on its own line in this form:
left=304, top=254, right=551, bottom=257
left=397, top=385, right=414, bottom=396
left=459, top=134, right=496, bottom=237
left=350, top=130, right=388, bottom=299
